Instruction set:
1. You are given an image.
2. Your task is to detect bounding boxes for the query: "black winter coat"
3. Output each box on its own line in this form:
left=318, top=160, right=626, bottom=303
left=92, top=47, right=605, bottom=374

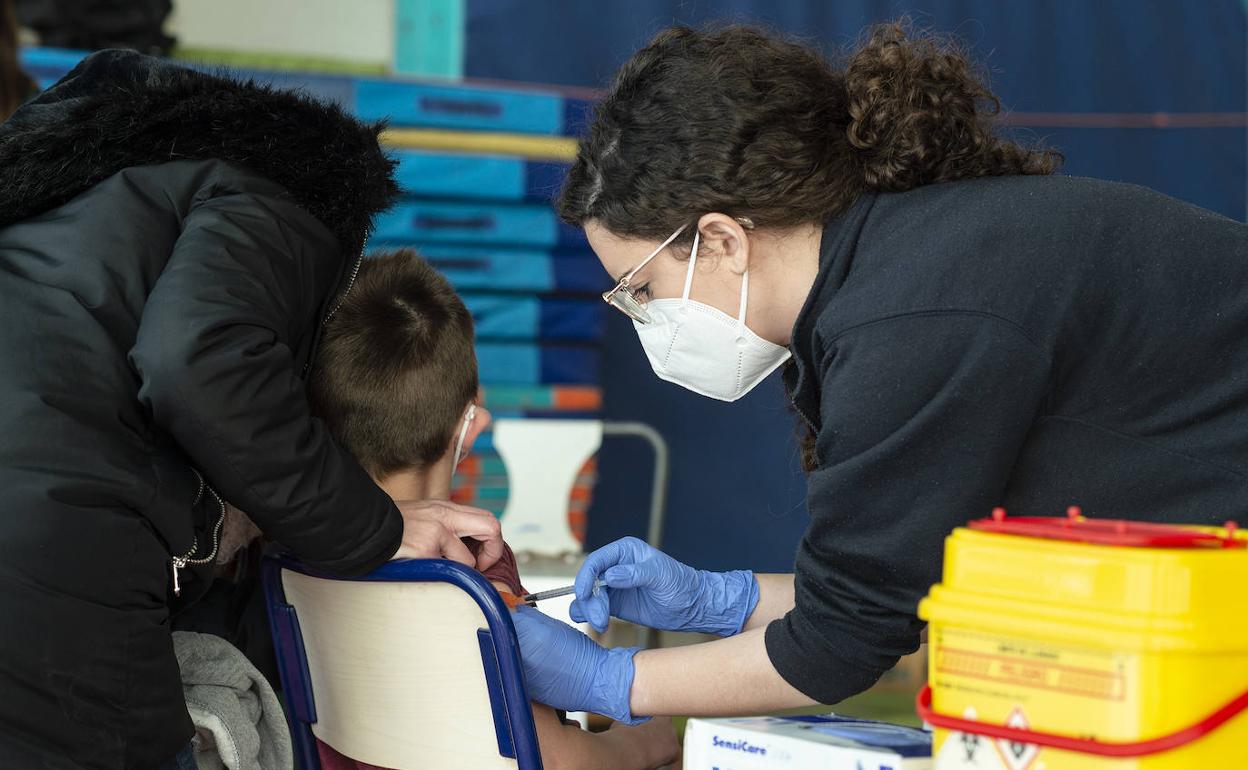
left=0, top=51, right=404, bottom=768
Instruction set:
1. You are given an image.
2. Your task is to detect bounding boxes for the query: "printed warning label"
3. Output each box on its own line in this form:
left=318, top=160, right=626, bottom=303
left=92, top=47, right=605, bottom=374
left=992, top=708, right=1039, bottom=770
left=934, top=628, right=1127, bottom=701
left=934, top=705, right=1040, bottom=770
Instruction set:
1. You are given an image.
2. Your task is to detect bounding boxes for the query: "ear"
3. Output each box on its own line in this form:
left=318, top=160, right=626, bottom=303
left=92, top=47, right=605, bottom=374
left=696, top=213, right=751, bottom=275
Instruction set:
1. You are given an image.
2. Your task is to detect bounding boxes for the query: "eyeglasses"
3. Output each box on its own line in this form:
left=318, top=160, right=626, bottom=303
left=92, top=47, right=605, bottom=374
left=601, top=225, right=686, bottom=324
left=602, top=217, right=754, bottom=325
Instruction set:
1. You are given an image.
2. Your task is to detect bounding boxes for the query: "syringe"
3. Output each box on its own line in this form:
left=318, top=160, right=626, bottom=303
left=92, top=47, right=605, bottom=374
left=521, top=579, right=607, bottom=604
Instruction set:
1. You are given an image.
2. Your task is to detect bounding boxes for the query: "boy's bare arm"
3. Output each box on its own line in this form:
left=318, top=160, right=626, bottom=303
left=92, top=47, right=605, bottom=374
left=530, top=703, right=680, bottom=770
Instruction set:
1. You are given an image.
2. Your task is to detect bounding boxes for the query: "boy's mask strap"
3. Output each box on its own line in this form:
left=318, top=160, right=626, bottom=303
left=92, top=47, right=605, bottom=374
left=452, top=403, right=477, bottom=467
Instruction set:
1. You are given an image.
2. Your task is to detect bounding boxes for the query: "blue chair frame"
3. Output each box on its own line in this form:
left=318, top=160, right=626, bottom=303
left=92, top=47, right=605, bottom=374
left=261, top=552, right=544, bottom=770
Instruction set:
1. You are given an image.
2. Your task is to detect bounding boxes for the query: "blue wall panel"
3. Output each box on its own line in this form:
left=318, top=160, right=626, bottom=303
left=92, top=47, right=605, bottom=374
left=355, top=78, right=565, bottom=134
left=373, top=201, right=586, bottom=247
left=393, top=150, right=527, bottom=200
left=422, top=246, right=555, bottom=291
left=392, top=150, right=572, bottom=202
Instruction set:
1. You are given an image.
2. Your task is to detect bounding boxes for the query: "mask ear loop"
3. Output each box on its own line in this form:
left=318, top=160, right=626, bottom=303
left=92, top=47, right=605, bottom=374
left=452, top=403, right=477, bottom=467
left=679, top=229, right=700, bottom=308
left=735, top=270, right=750, bottom=342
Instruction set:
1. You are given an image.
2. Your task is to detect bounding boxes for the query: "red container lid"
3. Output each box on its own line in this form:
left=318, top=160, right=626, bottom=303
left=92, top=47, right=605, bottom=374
left=968, top=506, right=1245, bottom=549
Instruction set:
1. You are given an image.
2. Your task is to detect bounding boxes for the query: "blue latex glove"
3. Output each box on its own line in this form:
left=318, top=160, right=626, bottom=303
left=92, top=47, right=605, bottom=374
left=510, top=604, right=646, bottom=725
left=568, top=536, right=760, bottom=637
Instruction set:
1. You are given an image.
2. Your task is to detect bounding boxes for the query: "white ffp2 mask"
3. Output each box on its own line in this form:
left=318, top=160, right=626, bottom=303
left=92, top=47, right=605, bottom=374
left=633, top=230, right=791, bottom=402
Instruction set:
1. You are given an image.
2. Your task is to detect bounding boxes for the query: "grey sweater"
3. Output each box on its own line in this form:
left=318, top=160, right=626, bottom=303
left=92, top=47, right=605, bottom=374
left=174, top=631, right=293, bottom=770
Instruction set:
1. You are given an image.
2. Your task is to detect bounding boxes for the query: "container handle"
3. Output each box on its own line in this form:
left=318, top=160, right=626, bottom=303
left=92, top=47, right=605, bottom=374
left=916, top=684, right=1248, bottom=757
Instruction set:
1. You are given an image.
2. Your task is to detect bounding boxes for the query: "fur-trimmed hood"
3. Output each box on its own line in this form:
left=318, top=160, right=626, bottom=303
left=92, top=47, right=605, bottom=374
left=0, top=50, right=399, bottom=256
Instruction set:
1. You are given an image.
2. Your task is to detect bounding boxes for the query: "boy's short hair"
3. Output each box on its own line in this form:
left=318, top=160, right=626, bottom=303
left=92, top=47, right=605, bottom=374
left=310, top=248, right=478, bottom=478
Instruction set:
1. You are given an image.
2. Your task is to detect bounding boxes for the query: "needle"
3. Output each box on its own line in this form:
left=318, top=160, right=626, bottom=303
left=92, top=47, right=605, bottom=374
left=521, top=579, right=608, bottom=604
left=497, top=591, right=535, bottom=609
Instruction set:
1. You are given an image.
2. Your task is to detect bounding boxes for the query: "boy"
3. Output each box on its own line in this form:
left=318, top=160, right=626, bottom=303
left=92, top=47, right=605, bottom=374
left=304, top=249, right=681, bottom=769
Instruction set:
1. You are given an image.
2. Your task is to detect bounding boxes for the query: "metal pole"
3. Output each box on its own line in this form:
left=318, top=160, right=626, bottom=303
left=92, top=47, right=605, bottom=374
left=601, top=421, right=670, bottom=650
left=601, top=421, right=669, bottom=550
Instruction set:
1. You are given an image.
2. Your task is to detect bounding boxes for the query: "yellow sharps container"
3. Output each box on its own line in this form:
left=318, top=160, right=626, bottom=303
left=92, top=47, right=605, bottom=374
left=917, top=507, right=1248, bottom=768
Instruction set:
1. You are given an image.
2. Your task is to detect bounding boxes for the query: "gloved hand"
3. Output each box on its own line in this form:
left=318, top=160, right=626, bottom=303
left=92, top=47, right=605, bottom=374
left=510, top=604, right=646, bottom=725
left=568, top=537, right=760, bottom=637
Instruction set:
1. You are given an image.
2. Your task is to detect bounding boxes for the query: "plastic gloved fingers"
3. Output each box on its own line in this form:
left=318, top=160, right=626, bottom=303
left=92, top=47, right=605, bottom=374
left=577, top=537, right=655, bottom=598
left=603, top=564, right=646, bottom=588
left=568, top=597, right=608, bottom=627
left=585, top=594, right=610, bottom=633
left=513, top=603, right=583, bottom=655
left=574, top=541, right=626, bottom=600
left=513, top=603, right=566, bottom=633
left=510, top=603, right=542, bottom=651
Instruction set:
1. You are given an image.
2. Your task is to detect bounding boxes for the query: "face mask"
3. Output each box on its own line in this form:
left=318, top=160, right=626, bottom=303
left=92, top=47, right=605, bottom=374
left=452, top=403, right=476, bottom=467
left=633, top=229, right=791, bottom=402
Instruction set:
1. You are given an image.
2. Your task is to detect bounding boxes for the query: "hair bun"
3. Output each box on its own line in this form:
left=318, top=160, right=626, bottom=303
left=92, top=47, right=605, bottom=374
left=844, top=22, right=1058, bottom=190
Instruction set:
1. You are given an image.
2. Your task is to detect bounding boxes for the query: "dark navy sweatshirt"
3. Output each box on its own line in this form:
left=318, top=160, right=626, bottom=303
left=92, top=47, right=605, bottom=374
left=765, top=174, right=1248, bottom=703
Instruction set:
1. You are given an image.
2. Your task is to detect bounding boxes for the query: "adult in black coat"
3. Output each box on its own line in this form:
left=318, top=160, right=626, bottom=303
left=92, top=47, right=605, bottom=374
left=0, top=51, right=503, bottom=768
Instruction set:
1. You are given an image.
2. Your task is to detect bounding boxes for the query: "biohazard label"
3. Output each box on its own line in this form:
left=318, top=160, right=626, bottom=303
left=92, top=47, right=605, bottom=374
left=934, top=706, right=1040, bottom=769
left=932, top=706, right=991, bottom=769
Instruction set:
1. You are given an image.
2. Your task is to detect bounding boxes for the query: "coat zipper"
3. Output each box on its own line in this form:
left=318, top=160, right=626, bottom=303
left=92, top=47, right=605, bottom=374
left=323, top=245, right=365, bottom=325
left=301, top=245, right=366, bottom=378
left=171, top=468, right=226, bottom=596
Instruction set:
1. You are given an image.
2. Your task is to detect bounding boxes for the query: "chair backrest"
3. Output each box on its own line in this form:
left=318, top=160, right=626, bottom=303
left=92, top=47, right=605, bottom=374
left=492, top=418, right=604, bottom=556
left=261, top=554, right=543, bottom=770
left=489, top=418, right=671, bottom=558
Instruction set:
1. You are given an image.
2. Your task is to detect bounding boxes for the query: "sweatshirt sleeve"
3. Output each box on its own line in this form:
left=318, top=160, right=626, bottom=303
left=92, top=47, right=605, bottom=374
left=765, top=312, right=1051, bottom=703
left=472, top=539, right=526, bottom=596
left=130, top=189, right=402, bottom=576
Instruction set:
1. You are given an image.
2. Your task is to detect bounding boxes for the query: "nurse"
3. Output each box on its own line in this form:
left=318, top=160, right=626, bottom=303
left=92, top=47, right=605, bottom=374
left=510, top=22, right=1248, bottom=724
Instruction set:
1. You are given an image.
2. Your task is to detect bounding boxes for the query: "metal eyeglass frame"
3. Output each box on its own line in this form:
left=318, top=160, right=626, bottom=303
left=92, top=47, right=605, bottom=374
left=601, top=217, right=754, bottom=324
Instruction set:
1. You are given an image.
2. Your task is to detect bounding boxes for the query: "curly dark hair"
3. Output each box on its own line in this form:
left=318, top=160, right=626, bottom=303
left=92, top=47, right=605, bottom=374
left=558, top=20, right=1060, bottom=240
left=559, top=20, right=1062, bottom=472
